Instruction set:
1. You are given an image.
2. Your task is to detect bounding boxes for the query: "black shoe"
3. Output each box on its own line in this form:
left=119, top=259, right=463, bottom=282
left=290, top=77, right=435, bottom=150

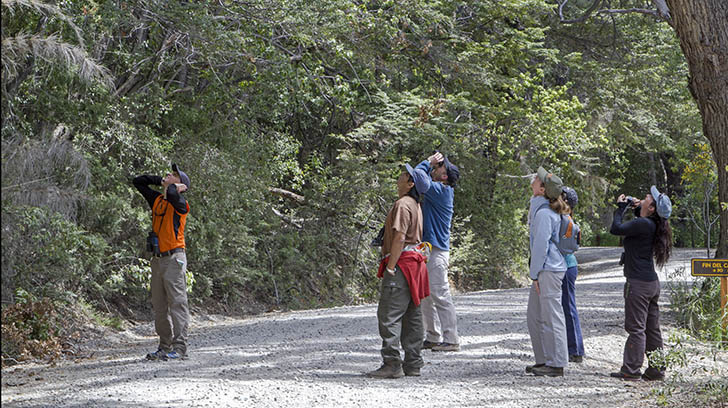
left=422, top=340, right=439, bottom=350
left=525, top=363, right=545, bottom=373
left=146, top=349, right=168, bottom=361
left=641, top=367, right=665, bottom=381
left=366, top=364, right=404, bottom=379
left=403, top=367, right=421, bottom=376
left=610, top=371, right=641, bottom=381
left=532, top=365, right=564, bottom=377
left=569, top=355, right=583, bottom=363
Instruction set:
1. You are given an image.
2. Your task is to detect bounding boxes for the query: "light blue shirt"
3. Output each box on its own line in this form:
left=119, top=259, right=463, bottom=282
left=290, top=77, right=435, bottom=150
left=416, top=160, right=453, bottom=251
left=565, top=253, right=578, bottom=269
left=529, top=195, right=567, bottom=280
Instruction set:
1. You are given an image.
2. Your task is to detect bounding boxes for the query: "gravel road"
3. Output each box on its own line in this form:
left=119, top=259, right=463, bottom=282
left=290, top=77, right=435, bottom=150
left=2, top=247, right=725, bottom=407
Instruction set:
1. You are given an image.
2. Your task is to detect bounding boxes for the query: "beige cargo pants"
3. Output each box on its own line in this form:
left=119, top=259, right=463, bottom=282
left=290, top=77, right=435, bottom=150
left=150, top=251, right=189, bottom=355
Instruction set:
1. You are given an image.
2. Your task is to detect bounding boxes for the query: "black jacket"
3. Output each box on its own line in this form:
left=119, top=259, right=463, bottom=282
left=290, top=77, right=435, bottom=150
left=610, top=203, right=657, bottom=282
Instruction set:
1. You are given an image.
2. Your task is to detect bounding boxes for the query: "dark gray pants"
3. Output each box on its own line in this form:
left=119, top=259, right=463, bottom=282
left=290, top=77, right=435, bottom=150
left=621, top=278, right=663, bottom=376
left=377, top=266, right=424, bottom=370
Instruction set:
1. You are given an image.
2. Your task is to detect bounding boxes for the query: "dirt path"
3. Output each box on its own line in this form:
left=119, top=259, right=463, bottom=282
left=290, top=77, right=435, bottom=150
left=2, top=248, right=725, bottom=407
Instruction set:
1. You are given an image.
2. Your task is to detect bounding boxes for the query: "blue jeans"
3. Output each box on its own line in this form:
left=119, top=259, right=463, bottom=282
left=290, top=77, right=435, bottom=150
left=561, top=266, right=584, bottom=357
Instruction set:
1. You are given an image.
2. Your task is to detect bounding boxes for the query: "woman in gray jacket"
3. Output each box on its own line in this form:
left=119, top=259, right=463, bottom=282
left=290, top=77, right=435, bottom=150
left=525, top=167, right=569, bottom=377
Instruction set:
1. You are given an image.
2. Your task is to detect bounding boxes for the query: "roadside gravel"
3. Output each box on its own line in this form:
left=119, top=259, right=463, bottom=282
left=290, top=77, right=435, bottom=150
left=2, top=247, right=725, bottom=407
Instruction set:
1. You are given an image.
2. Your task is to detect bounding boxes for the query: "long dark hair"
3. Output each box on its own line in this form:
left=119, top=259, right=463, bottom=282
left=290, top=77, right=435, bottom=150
left=649, top=212, right=672, bottom=268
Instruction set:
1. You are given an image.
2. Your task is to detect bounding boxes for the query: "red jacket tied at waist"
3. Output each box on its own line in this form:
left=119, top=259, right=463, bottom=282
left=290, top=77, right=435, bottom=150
left=378, top=251, right=430, bottom=306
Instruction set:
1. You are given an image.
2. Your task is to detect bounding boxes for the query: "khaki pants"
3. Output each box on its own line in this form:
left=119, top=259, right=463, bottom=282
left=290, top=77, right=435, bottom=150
left=527, top=270, right=568, bottom=368
left=151, top=251, right=189, bottom=354
left=421, top=248, right=459, bottom=344
left=377, top=266, right=424, bottom=370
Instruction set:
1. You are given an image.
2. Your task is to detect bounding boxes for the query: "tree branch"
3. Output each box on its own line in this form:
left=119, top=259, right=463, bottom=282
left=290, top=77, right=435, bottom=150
left=268, top=187, right=305, bottom=204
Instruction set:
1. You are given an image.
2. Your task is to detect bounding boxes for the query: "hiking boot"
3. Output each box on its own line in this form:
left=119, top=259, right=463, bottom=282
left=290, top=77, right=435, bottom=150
left=146, top=349, right=169, bottom=361
left=525, top=363, right=545, bottom=373
left=610, top=371, right=641, bottom=381
left=432, top=342, right=460, bottom=352
left=366, top=364, right=404, bottom=379
left=403, top=367, right=421, bottom=377
left=569, top=355, right=584, bottom=363
left=641, top=367, right=665, bottom=381
left=422, top=340, right=439, bottom=350
left=532, top=365, right=564, bottom=377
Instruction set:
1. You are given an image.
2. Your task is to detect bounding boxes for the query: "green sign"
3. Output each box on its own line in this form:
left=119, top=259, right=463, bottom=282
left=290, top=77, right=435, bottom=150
left=691, top=259, right=728, bottom=277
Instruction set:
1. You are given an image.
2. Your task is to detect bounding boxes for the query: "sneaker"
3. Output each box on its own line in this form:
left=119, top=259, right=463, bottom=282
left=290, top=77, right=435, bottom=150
left=525, top=363, right=545, bottom=373
left=532, top=365, right=564, bottom=377
left=366, top=364, right=404, bottom=379
left=422, top=340, right=439, bottom=350
left=403, top=367, right=421, bottom=377
left=432, top=342, right=460, bottom=352
left=146, top=349, right=168, bottom=361
left=166, top=351, right=186, bottom=360
left=641, top=367, right=665, bottom=381
left=569, top=355, right=584, bottom=363
left=610, top=371, right=641, bottom=381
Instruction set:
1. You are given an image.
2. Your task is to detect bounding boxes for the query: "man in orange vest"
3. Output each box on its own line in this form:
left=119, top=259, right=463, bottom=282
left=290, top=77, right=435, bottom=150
left=134, top=163, right=191, bottom=360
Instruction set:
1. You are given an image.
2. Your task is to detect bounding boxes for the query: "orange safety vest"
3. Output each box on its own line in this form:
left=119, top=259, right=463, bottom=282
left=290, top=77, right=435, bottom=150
left=152, top=195, right=189, bottom=253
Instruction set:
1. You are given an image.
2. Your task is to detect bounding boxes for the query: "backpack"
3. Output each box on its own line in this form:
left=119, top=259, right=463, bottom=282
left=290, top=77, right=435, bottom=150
left=536, top=203, right=581, bottom=255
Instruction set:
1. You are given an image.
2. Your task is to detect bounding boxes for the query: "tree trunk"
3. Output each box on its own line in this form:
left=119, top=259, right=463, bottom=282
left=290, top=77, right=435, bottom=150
left=665, top=0, right=728, bottom=257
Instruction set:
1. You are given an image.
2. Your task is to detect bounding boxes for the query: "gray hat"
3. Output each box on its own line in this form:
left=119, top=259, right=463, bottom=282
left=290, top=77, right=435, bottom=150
left=171, top=163, right=190, bottom=190
left=562, top=186, right=578, bottom=209
left=537, top=166, right=563, bottom=200
left=650, top=185, right=672, bottom=219
left=405, top=164, right=431, bottom=195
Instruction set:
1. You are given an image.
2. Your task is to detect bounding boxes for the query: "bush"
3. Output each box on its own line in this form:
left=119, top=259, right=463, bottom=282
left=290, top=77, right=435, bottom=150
left=1, top=297, right=65, bottom=366
left=667, top=270, right=727, bottom=343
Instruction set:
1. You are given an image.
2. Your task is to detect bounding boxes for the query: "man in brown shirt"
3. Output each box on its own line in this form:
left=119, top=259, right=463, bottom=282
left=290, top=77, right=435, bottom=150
left=368, top=164, right=431, bottom=379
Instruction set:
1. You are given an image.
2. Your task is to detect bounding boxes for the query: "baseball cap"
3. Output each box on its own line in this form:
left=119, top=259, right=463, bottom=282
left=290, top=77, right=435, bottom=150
left=171, top=163, right=191, bottom=190
left=537, top=166, right=563, bottom=200
left=650, top=185, right=672, bottom=219
left=562, top=186, right=578, bottom=209
left=442, top=156, right=460, bottom=188
left=405, top=164, right=432, bottom=195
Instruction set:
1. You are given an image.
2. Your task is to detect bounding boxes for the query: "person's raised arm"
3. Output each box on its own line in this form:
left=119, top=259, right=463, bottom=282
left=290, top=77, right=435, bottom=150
left=133, top=175, right=163, bottom=209
left=164, top=183, right=188, bottom=214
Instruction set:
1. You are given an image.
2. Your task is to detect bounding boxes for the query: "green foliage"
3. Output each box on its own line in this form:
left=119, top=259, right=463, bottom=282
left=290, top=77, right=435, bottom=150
left=648, top=331, right=727, bottom=407
left=0, top=0, right=719, bottom=323
left=667, top=270, right=727, bottom=343
left=1, top=296, right=64, bottom=366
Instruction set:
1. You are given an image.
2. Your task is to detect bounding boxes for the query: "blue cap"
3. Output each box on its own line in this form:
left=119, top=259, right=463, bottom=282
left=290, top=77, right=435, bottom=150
left=405, top=164, right=431, bottom=195
left=650, top=185, right=671, bottom=219
left=562, top=186, right=578, bottom=209
left=171, top=163, right=191, bottom=190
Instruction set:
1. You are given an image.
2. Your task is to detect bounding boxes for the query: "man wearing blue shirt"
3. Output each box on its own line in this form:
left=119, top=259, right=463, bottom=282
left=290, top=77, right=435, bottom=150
left=416, top=152, right=461, bottom=352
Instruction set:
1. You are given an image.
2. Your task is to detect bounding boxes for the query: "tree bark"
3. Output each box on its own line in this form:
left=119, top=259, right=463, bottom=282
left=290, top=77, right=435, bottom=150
left=665, top=0, right=728, bottom=257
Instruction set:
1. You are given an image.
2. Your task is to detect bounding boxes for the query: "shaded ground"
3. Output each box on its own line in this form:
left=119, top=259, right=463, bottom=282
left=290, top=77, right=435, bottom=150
left=1, top=248, right=725, bottom=407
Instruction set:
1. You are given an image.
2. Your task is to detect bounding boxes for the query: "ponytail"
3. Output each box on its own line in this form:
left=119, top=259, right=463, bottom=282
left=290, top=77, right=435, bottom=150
left=549, top=196, right=569, bottom=215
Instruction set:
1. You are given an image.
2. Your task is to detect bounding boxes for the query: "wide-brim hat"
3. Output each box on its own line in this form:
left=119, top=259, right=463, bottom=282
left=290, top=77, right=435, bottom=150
left=650, top=185, right=672, bottom=219
left=405, top=164, right=431, bottom=195
left=171, top=163, right=191, bottom=190
left=537, top=166, right=563, bottom=200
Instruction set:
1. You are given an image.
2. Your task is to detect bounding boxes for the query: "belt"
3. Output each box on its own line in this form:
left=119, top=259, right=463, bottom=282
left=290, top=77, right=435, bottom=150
left=154, top=248, right=185, bottom=258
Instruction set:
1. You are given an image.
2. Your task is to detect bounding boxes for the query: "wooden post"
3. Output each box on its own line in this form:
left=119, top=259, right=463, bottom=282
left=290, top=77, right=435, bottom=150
left=722, top=277, right=728, bottom=335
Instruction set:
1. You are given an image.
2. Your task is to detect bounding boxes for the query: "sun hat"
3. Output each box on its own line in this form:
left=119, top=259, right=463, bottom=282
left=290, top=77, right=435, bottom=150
left=405, top=164, right=431, bottom=195
left=537, top=166, right=563, bottom=200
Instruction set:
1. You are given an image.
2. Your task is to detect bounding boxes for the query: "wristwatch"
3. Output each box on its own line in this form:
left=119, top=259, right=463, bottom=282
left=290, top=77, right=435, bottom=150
left=386, top=267, right=395, bottom=274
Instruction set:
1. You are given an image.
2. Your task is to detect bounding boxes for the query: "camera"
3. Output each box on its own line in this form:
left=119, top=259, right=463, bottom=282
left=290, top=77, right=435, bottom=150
left=370, top=226, right=385, bottom=247
left=146, top=231, right=160, bottom=255
left=625, top=196, right=636, bottom=207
